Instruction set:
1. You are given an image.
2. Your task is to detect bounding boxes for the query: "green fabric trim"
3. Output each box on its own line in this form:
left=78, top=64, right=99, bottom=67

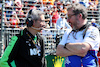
left=21, top=30, right=23, bottom=36
left=0, top=36, right=18, bottom=67
left=34, top=35, right=37, bottom=43
left=10, top=60, right=16, bottom=67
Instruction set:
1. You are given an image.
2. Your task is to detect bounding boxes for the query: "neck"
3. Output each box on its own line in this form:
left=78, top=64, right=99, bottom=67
left=27, top=27, right=37, bottom=36
left=75, top=19, right=87, bottom=30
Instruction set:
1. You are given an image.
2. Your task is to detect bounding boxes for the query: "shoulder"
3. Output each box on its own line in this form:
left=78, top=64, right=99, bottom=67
left=8, top=36, right=19, bottom=47
left=10, top=36, right=19, bottom=42
left=11, top=36, right=18, bottom=39
left=64, top=29, right=72, bottom=35
left=57, top=18, right=61, bottom=21
left=88, top=25, right=99, bottom=32
left=85, top=25, right=100, bottom=36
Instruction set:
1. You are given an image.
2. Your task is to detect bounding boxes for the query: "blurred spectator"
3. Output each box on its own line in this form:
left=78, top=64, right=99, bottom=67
left=3, top=0, right=100, bottom=30
left=56, top=13, right=72, bottom=34
left=62, top=4, right=67, bottom=15
left=15, top=6, right=25, bottom=23
left=5, top=0, right=13, bottom=20
left=88, top=18, right=100, bottom=31
left=38, top=2, right=46, bottom=12
left=72, top=0, right=76, bottom=3
left=36, top=1, right=41, bottom=8
left=18, top=11, right=26, bottom=29
left=46, top=2, right=53, bottom=9
left=72, top=0, right=80, bottom=3
left=9, top=11, right=20, bottom=28
left=22, top=1, right=29, bottom=16
left=91, top=18, right=100, bottom=27
left=54, top=0, right=60, bottom=6
left=14, top=0, right=23, bottom=11
left=79, top=1, right=87, bottom=7
left=66, top=2, right=71, bottom=6
left=88, top=2, right=95, bottom=10
left=4, top=10, right=25, bottom=29
left=0, top=8, right=1, bottom=28
left=91, top=18, right=96, bottom=27
left=49, top=7, right=53, bottom=28
left=44, top=8, right=50, bottom=28
left=4, top=12, right=11, bottom=28
left=60, top=1, right=65, bottom=9
left=88, top=2, right=99, bottom=21
left=29, top=1, right=37, bottom=10
left=14, top=0, right=26, bottom=29
left=51, top=6, right=59, bottom=28
left=93, top=2, right=98, bottom=11
left=89, top=0, right=98, bottom=6
left=57, top=2, right=62, bottom=14
left=5, top=0, right=13, bottom=6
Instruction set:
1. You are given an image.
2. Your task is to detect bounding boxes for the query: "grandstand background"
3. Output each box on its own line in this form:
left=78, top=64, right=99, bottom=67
left=0, top=0, right=100, bottom=59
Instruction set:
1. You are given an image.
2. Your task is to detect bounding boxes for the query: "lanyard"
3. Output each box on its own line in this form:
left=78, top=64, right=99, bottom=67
left=26, top=32, right=40, bottom=49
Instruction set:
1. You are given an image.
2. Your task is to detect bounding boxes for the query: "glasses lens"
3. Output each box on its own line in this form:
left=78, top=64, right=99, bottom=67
left=68, top=14, right=75, bottom=19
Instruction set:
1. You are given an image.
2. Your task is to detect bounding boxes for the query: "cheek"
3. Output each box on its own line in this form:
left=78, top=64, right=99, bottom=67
left=40, top=22, right=45, bottom=26
left=38, top=23, right=43, bottom=28
left=70, top=17, right=76, bottom=23
left=69, top=19, right=74, bottom=23
left=34, top=22, right=39, bottom=27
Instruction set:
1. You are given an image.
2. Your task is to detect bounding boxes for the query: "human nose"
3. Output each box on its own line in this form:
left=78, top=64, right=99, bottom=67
left=42, top=22, right=46, bottom=28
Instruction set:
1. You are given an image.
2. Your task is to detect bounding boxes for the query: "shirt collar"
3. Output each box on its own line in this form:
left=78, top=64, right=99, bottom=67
left=23, top=28, right=36, bottom=40
left=72, top=24, right=88, bottom=32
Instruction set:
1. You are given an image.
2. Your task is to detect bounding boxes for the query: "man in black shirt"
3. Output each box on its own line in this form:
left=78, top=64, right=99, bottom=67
left=0, top=9, right=46, bottom=67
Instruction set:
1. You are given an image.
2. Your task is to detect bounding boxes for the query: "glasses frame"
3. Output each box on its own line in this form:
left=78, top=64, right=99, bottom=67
left=67, top=14, right=76, bottom=19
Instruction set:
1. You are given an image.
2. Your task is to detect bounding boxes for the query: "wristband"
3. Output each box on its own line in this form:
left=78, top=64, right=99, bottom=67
left=64, top=43, right=69, bottom=49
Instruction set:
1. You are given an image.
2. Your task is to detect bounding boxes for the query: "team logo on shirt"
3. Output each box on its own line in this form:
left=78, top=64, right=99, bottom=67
left=89, top=31, right=97, bottom=40
left=65, top=57, right=71, bottom=64
left=30, top=48, right=41, bottom=56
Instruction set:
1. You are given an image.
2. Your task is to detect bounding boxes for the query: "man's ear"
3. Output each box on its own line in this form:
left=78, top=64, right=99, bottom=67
left=79, top=13, right=82, bottom=18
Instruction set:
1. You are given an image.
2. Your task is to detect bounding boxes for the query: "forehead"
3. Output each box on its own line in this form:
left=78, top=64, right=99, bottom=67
left=40, top=14, right=45, bottom=19
left=67, top=8, right=74, bottom=15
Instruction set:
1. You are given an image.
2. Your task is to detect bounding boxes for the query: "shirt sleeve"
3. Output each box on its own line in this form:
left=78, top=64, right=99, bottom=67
left=56, top=19, right=61, bottom=29
left=83, top=26, right=100, bottom=51
left=59, top=29, right=71, bottom=45
left=0, top=36, right=18, bottom=67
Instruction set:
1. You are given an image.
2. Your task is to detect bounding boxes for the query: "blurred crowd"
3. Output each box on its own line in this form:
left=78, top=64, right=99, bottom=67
left=0, top=0, right=99, bottom=30
left=0, top=0, right=100, bottom=57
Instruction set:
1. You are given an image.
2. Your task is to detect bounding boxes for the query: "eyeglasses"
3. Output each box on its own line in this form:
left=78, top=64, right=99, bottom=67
left=67, top=14, right=76, bottom=19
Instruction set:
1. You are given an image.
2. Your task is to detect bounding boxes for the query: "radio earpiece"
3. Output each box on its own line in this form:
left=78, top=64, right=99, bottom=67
left=26, top=9, right=33, bottom=27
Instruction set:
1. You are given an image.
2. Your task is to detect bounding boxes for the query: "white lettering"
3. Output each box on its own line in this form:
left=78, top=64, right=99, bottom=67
left=38, top=50, right=41, bottom=56
left=65, top=57, right=71, bottom=64
left=30, top=48, right=41, bottom=56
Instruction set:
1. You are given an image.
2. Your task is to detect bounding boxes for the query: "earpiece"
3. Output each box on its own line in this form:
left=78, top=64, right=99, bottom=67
left=26, top=9, right=33, bottom=27
left=29, top=9, right=32, bottom=14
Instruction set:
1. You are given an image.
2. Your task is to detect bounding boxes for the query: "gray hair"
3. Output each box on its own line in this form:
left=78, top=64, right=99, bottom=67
left=26, top=9, right=45, bottom=27
left=67, top=3, right=87, bottom=19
